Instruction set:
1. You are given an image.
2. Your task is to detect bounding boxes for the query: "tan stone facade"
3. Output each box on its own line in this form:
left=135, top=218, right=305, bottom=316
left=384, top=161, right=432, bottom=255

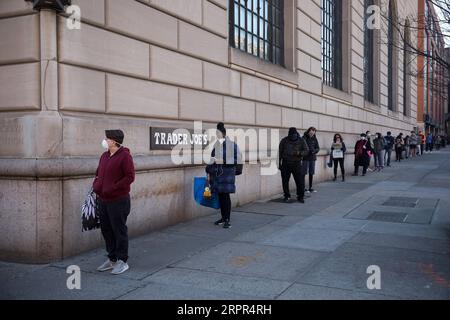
left=0, top=0, right=418, bottom=263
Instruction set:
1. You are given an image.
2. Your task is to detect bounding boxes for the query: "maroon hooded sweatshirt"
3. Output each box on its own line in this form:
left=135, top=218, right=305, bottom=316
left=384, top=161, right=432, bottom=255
left=93, top=147, right=135, bottom=202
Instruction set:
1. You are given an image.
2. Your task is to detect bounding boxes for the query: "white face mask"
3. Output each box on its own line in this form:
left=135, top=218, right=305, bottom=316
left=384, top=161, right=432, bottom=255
left=101, top=139, right=109, bottom=149
left=218, top=138, right=225, bottom=144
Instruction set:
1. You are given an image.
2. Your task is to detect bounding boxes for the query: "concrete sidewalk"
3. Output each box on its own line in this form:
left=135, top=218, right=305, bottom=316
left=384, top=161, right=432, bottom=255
left=1, top=150, right=450, bottom=300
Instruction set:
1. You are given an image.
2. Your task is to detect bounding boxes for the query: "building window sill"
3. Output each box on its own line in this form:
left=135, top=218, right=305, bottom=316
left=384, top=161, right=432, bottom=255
left=322, top=84, right=352, bottom=104
left=229, top=48, right=298, bottom=86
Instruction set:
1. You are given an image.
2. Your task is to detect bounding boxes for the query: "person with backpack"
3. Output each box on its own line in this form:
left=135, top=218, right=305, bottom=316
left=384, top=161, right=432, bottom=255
left=373, top=133, right=385, bottom=171
left=353, top=133, right=373, bottom=176
left=395, top=133, right=404, bottom=162
left=94, top=129, right=135, bottom=275
left=303, top=127, right=320, bottom=193
left=206, top=122, right=242, bottom=229
left=384, top=131, right=394, bottom=167
left=330, top=133, right=346, bottom=182
left=279, top=127, right=309, bottom=203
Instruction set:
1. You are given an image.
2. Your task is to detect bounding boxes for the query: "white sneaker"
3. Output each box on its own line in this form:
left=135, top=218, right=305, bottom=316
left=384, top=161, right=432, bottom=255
left=97, top=259, right=116, bottom=272
left=111, top=260, right=129, bottom=275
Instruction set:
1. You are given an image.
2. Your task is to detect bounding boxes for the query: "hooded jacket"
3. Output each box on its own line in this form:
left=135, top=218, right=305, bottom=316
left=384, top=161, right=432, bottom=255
left=93, top=147, right=135, bottom=202
left=279, top=128, right=309, bottom=164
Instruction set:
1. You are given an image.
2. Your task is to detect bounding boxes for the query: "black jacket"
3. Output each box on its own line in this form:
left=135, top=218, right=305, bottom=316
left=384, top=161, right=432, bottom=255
left=279, top=133, right=309, bottom=165
left=303, top=134, right=320, bottom=161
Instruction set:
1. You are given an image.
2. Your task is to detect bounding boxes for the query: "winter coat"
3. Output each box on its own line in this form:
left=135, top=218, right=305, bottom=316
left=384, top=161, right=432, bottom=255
left=279, top=132, right=309, bottom=164
left=409, top=134, right=418, bottom=145
left=384, top=135, right=395, bottom=150
left=395, top=136, right=404, bottom=149
left=93, top=147, right=135, bottom=202
left=206, top=137, right=241, bottom=194
left=373, top=137, right=385, bottom=153
left=354, top=139, right=373, bottom=167
left=303, top=134, right=320, bottom=161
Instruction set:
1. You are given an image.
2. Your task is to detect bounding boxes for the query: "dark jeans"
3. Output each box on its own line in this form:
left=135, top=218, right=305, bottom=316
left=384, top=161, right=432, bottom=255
left=218, top=193, right=231, bottom=221
left=281, top=161, right=305, bottom=199
left=426, top=143, right=433, bottom=152
left=333, top=158, right=345, bottom=177
left=395, top=147, right=403, bottom=161
left=384, top=148, right=392, bottom=166
left=98, top=195, right=131, bottom=263
left=354, top=165, right=368, bottom=175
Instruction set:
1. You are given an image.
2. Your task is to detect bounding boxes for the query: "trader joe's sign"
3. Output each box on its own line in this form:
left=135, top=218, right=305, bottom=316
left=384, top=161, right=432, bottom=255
left=150, top=127, right=210, bottom=150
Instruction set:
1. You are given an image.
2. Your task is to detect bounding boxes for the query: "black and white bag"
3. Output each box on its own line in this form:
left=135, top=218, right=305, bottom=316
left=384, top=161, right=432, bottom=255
left=81, top=188, right=100, bottom=232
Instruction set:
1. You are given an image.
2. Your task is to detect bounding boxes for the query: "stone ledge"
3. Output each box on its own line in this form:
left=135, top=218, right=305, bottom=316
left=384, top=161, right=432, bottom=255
left=0, top=149, right=355, bottom=178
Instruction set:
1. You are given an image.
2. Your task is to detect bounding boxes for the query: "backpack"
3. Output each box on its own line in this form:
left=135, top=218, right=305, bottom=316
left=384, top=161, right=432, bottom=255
left=81, top=188, right=100, bottom=232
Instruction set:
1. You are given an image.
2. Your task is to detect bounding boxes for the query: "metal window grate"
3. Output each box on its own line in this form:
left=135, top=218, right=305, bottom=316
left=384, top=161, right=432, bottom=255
left=229, top=0, right=284, bottom=66
left=364, top=0, right=375, bottom=103
left=321, top=0, right=342, bottom=90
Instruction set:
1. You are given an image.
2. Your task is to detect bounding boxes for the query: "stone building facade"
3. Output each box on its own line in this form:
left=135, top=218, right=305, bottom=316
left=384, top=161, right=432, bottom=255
left=0, top=0, right=419, bottom=263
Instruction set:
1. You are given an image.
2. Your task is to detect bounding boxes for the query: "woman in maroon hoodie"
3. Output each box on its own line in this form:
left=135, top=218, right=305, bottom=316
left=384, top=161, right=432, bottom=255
left=93, top=129, right=135, bottom=275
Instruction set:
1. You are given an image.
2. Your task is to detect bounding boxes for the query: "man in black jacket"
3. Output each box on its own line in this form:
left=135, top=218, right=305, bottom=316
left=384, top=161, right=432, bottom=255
left=303, top=127, right=320, bottom=193
left=279, top=127, right=309, bottom=203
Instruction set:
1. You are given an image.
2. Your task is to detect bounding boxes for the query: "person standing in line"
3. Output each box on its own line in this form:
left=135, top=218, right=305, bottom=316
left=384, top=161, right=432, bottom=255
left=207, top=122, right=241, bottom=229
left=278, top=127, right=309, bottom=203
left=395, top=133, right=404, bottom=162
left=94, top=130, right=135, bottom=275
left=418, top=131, right=425, bottom=155
left=373, top=133, right=385, bottom=171
left=409, top=131, right=418, bottom=158
left=426, top=132, right=433, bottom=153
left=384, top=131, right=394, bottom=167
left=365, top=131, right=374, bottom=171
left=303, top=127, right=320, bottom=194
left=403, top=135, right=410, bottom=159
left=353, top=133, right=373, bottom=176
left=330, top=133, right=346, bottom=182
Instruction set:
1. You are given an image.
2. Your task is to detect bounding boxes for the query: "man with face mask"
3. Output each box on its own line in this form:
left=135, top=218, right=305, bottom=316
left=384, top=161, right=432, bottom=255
left=353, top=133, right=373, bottom=176
left=93, top=130, right=135, bottom=275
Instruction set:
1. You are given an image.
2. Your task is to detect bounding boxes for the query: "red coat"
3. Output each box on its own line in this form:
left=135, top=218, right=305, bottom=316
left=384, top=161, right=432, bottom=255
left=93, top=147, right=135, bottom=202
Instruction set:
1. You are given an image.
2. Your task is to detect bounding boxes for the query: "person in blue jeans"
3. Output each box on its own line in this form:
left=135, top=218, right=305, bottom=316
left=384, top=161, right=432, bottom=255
left=384, top=131, right=394, bottom=167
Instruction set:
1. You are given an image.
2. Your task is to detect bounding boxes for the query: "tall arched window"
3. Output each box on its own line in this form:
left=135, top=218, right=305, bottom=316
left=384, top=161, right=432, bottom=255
left=321, top=0, right=343, bottom=90
left=387, top=0, right=398, bottom=111
left=403, top=20, right=411, bottom=116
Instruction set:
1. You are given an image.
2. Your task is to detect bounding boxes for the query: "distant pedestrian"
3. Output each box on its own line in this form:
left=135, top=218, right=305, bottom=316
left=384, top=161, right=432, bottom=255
left=418, top=131, right=425, bottom=155
left=395, top=133, right=404, bottom=162
left=279, top=127, right=309, bottom=203
left=303, top=127, right=320, bottom=194
left=94, top=129, right=135, bottom=275
left=403, top=135, right=410, bottom=159
left=409, top=131, right=418, bottom=158
left=330, top=133, right=346, bottom=182
left=426, top=132, right=433, bottom=153
left=373, top=133, right=385, bottom=171
left=384, top=131, right=394, bottom=167
left=353, top=133, right=373, bottom=176
left=365, top=130, right=374, bottom=171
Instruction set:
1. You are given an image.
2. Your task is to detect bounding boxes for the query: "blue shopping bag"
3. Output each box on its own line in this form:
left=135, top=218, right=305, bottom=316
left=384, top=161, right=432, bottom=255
left=193, top=176, right=220, bottom=209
